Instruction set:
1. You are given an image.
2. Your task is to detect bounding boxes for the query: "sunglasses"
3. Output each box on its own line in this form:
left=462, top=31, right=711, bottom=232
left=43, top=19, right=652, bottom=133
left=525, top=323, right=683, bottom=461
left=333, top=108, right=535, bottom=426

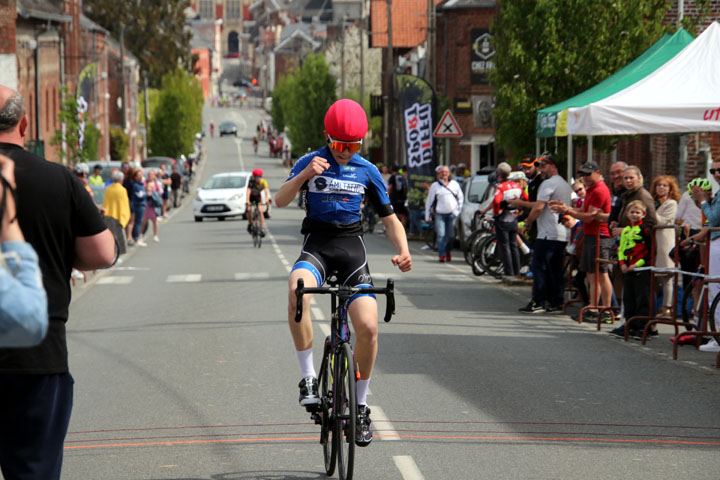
left=328, top=135, right=362, bottom=154
left=574, top=188, right=584, bottom=194
left=710, top=168, right=720, bottom=175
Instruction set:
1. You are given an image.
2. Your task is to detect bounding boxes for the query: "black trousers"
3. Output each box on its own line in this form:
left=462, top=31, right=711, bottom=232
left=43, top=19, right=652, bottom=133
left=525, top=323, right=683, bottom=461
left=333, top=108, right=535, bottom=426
left=495, top=219, right=520, bottom=276
left=0, top=373, right=74, bottom=480
left=623, top=269, right=650, bottom=328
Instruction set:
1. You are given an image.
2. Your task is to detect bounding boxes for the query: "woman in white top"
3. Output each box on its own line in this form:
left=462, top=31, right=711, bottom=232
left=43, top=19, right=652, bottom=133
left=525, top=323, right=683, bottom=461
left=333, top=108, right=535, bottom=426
left=650, top=175, right=680, bottom=315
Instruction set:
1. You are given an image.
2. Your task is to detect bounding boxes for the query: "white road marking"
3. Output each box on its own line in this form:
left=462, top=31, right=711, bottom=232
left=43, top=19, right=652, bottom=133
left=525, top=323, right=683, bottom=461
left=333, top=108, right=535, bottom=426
left=234, top=272, right=271, bottom=280
left=394, top=456, right=425, bottom=480
left=166, top=274, right=202, bottom=283
left=235, top=137, right=245, bottom=171
left=369, top=405, right=399, bottom=441
left=436, top=273, right=472, bottom=282
left=311, top=307, right=325, bottom=321
left=319, top=323, right=330, bottom=337
left=97, top=276, right=133, bottom=285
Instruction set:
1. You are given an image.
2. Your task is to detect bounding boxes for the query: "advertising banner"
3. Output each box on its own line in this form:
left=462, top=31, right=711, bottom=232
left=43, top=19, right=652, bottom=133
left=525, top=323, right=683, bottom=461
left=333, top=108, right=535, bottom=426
left=395, top=74, right=436, bottom=213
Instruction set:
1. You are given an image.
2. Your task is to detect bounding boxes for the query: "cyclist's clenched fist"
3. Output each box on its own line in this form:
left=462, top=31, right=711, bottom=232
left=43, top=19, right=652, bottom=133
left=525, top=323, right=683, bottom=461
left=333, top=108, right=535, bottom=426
left=392, top=252, right=412, bottom=272
left=300, top=156, right=330, bottom=180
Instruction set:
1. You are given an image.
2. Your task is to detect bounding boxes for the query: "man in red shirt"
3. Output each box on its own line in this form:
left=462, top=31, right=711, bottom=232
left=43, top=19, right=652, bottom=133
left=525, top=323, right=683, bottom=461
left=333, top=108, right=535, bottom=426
left=550, top=161, right=613, bottom=316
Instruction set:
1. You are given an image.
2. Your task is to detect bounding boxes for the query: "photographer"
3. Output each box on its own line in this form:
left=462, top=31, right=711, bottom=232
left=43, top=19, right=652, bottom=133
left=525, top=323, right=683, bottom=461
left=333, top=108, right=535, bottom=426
left=0, top=153, right=47, bottom=347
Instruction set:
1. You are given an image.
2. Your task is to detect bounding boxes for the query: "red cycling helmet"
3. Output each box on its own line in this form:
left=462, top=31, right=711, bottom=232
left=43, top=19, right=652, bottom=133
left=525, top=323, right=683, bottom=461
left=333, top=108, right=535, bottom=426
left=252, top=168, right=263, bottom=177
left=324, top=99, right=368, bottom=142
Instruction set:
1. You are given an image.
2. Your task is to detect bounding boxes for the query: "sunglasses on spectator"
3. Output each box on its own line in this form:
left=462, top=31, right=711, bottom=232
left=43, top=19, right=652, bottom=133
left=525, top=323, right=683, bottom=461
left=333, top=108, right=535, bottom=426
left=574, top=188, right=584, bottom=193
left=710, top=168, right=720, bottom=175
left=328, top=135, right=362, bottom=153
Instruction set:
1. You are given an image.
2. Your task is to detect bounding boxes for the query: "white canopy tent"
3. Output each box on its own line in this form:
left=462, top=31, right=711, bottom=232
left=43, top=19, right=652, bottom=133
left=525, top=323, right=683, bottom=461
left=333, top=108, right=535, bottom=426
left=567, top=22, right=720, bottom=136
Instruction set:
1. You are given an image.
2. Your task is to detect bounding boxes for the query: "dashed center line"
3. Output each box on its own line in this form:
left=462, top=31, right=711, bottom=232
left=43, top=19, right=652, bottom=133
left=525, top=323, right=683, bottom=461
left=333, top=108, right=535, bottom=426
left=234, top=272, right=271, bottom=280
left=394, top=456, right=425, bottom=480
left=97, top=276, right=133, bottom=285
left=166, top=274, right=202, bottom=283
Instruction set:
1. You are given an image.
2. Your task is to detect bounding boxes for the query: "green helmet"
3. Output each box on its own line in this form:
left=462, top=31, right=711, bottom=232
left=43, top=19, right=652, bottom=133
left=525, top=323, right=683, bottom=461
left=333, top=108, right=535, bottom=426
left=687, top=177, right=712, bottom=194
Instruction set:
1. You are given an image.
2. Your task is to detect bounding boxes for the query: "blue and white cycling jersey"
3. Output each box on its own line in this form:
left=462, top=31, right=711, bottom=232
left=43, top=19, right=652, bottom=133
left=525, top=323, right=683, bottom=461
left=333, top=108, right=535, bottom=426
left=288, top=146, right=394, bottom=236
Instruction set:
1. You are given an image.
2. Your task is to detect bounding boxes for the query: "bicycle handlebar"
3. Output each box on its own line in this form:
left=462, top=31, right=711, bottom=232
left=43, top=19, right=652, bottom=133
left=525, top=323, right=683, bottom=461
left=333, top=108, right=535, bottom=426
left=294, top=278, right=396, bottom=323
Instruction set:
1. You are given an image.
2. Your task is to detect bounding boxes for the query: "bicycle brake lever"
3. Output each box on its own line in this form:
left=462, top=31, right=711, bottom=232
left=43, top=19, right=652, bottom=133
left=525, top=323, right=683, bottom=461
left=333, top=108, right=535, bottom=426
left=384, top=278, right=395, bottom=322
left=295, top=278, right=305, bottom=323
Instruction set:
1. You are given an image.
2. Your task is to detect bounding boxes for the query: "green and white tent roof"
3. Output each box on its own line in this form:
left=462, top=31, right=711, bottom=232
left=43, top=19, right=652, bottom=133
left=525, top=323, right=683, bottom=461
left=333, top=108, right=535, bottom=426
left=568, top=22, right=720, bottom=136
left=535, top=28, right=694, bottom=138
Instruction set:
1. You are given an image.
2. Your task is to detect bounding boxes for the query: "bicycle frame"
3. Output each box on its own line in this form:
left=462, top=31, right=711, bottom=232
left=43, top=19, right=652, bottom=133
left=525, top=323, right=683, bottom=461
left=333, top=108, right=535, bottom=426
left=294, top=276, right=395, bottom=479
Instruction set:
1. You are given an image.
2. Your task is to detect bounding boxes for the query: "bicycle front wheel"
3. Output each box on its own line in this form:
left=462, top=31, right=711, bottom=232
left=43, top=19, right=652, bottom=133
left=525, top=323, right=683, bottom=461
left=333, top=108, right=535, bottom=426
left=319, top=341, right=336, bottom=476
left=335, top=342, right=356, bottom=480
left=709, top=290, right=720, bottom=344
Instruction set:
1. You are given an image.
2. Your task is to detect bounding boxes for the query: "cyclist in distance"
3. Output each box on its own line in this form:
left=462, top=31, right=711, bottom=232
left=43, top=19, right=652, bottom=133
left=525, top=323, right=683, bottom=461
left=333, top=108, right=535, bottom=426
left=274, top=99, right=412, bottom=447
left=247, top=168, right=271, bottom=237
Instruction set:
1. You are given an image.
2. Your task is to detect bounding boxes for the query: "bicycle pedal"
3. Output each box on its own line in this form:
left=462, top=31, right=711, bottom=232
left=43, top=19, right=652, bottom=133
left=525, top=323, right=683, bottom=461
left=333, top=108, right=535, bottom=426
left=305, top=403, right=321, bottom=414
left=311, top=412, right=322, bottom=425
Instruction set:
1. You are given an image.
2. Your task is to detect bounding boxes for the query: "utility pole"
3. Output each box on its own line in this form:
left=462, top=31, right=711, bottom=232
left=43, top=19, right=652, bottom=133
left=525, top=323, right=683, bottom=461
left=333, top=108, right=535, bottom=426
left=425, top=0, right=435, bottom=87
left=340, top=17, right=345, bottom=98
left=120, top=24, right=127, bottom=130
left=143, top=74, right=150, bottom=159
left=359, top=17, right=364, bottom=107
left=384, top=0, right=394, bottom=167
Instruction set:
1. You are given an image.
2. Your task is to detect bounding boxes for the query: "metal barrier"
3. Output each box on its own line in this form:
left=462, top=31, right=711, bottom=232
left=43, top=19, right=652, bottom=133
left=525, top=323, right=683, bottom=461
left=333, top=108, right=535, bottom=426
left=576, top=232, right=619, bottom=328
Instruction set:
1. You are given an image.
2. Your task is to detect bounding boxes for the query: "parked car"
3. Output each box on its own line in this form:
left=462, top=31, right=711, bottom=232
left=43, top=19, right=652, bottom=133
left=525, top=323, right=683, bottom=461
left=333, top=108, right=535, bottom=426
left=142, top=156, right=184, bottom=175
left=193, top=172, right=250, bottom=222
left=219, top=121, right=238, bottom=137
left=456, top=167, right=495, bottom=250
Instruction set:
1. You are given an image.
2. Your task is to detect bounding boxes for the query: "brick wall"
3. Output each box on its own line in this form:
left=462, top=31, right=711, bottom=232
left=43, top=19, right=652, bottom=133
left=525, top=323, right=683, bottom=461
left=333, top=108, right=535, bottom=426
left=0, top=1, right=16, bottom=54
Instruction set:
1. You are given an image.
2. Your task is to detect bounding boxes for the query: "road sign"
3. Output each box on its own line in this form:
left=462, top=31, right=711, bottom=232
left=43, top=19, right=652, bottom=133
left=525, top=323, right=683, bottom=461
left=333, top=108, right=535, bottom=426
left=433, top=109, right=463, bottom=138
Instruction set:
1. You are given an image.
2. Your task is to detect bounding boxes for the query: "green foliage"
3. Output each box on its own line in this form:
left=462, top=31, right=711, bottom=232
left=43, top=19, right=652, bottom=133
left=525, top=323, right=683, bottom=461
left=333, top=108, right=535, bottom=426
left=148, top=69, right=204, bottom=158
left=82, top=123, right=101, bottom=161
left=110, top=126, right=129, bottom=162
left=83, top=0, right=193, bottom=87
left=278, top=55, right=337, bottom=157
left=50, top=87, right=99, bottom=163
left=139, top=88, right=160, bottom=126
left=271, top=75, right=293, bottom=133
left=490, top=0, right=680, bottom=162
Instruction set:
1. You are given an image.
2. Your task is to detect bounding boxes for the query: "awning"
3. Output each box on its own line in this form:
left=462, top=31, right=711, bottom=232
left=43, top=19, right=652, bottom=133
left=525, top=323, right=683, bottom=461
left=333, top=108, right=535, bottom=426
left=568, top=22, right=720, bottom=136
left=459, top=134, right=495, bottom=145
left=535, top=29, right=694, bottom=138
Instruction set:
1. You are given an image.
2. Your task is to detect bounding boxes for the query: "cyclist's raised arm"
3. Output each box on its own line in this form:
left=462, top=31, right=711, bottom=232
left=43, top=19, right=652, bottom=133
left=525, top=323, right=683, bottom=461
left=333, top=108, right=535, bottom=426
left=276, top=155, right=329, bottom=207
left=382, top=213, right=412, bottom=272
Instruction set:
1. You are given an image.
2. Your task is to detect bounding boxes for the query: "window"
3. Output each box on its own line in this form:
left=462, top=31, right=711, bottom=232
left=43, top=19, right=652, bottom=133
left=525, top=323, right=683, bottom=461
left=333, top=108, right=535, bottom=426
left=226, top=0, right=241, bottom=19
left=199, top=0, right=214, bottom=19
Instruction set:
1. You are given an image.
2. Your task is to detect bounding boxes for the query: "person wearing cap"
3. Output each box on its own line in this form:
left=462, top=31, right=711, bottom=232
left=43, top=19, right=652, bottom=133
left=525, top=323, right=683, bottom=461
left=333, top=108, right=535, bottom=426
left=425, top=165, right=464, bottom=262
left=274, top=99, right=412, bottom=447
left=549, top=160, right=613, bottom=318
left=515, top=155, right=544, bottom=245
left=480, top=162, right=527, bottom=276
left=510, top=154, right=571, bottom=313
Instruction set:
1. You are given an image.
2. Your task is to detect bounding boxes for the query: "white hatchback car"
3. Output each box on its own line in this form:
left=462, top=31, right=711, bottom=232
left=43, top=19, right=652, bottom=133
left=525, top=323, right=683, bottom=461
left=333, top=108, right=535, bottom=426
left=193, top=172, right=250, bottom=222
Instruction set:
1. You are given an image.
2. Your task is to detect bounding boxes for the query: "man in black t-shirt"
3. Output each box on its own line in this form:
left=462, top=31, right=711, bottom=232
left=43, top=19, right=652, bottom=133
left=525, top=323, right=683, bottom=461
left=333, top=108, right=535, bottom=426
left=387, top=165, right=408, bottom=227
left=0, top=85, right=115, bottom=480
left=170, top=165, right=183, bottom=208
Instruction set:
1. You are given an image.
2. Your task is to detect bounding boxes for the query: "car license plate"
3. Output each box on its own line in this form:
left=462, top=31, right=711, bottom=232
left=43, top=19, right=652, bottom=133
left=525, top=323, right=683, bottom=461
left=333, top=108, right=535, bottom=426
left=206, top=205, right=224, bottom=212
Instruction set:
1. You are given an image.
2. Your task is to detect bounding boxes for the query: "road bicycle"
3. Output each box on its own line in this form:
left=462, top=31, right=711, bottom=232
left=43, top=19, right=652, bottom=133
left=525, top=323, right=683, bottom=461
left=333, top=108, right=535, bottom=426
left=247, top=202, right=264, bottom=248
left=360, top=202, right=376, bottom=234
left=295, top=275, right=395, bottom=480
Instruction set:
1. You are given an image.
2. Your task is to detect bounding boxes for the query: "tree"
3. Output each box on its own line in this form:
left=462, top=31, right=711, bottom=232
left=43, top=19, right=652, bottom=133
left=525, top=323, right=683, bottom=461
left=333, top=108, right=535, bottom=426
left=83, top=0, right=192, bottom=87
left=148, top=69, right=203, bottom=158
left=271, top=75, right=293, bottom=134
left=50, top=87, right=101, bottom=164
left=110, top=126, right=129, bottom=162
left=489, top=0, right=705, bottom=162
left=281, top=55, right=337, bottom=156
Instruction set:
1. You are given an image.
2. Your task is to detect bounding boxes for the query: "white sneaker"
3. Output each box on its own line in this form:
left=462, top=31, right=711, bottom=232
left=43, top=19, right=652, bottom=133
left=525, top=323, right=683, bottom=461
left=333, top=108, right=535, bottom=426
left=127, top=239, right=136, bottom=246
left=699, top=338, right=720, bottom=352
left=153, top=235, right=160, bottom=242
left=136, top=240, right=148, bottom=247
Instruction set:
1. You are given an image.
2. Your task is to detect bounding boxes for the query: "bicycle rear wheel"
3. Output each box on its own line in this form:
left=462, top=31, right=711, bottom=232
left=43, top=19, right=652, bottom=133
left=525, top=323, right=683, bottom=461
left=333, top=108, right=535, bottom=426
left=709, top=290, right=720, bottom=344
left=335, top=342, right=356, bottom=480
left=319, top=342, right=336, bottom=476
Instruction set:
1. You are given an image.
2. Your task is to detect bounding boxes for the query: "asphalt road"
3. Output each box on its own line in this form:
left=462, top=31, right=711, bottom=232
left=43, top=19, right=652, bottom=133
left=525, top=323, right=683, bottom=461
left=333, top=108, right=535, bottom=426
left=53, top=105, right=720, bottom=480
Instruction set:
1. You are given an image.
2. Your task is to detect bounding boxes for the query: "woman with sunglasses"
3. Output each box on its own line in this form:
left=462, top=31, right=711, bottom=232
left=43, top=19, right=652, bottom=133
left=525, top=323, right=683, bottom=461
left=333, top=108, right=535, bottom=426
left=0, top=154, right=47, bottom=347
left=275, top=99, right=412, bottom=447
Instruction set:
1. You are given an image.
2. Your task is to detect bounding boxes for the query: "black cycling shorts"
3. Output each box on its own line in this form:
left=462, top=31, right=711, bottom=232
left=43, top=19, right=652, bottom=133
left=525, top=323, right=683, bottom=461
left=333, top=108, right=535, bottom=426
left=291, top=234, right=375, bottom=301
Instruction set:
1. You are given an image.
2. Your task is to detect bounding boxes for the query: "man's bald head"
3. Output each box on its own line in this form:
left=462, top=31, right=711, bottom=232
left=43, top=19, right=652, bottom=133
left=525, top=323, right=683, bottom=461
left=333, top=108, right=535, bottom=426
left=0, top=86, right=25, bottom=133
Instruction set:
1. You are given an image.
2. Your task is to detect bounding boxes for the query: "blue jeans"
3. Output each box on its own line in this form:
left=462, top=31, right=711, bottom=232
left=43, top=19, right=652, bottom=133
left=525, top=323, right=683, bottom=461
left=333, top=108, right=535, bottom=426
left=409, top=208, right=423, bottom=236
left=131, top=201, right=146, bottom=241
left=434, top=213, right=456, bottom=257
left=530, top=238, right=567, bottom=307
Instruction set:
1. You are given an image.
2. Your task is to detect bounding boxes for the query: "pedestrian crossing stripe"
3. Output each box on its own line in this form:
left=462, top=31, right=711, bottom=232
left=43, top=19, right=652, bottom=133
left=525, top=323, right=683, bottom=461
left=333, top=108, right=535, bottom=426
left=166, top=274, right=202, bottom=283
left=97, top=276, right=134, bottom=285
left=234, top=272, right=271, bottom=280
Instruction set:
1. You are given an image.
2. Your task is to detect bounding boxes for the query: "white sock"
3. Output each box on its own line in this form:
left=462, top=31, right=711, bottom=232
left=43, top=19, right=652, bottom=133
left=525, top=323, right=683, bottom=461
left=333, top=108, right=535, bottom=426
left=519, top=242, right=530, bottom=255
left=356, top=379, right=371, bottom=406
left=297, top=348, right=315, bottom=379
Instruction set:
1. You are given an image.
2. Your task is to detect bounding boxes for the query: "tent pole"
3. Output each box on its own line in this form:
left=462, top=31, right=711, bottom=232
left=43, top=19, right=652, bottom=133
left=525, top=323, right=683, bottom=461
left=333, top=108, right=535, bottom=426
left=567, top=135, right=573, bottom=181
left=588, top=135, right=593, bottom=163
left=536, top=138, right=540, bottom=158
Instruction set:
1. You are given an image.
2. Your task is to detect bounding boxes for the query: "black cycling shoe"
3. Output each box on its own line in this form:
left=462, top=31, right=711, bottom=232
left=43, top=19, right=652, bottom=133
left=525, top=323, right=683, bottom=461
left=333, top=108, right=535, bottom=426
left=355, top=405, right=373, bottom=447
left=298, top=376, right=320, bottom=407
left=247, top=224, right=252, bottom=233
left=260, top=229, right=266, bottom=237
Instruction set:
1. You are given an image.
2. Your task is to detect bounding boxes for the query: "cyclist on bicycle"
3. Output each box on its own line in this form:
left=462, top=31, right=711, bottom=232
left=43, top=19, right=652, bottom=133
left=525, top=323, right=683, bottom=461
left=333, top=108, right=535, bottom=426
left=274, top=99, right=412, bottom=447
left=246, top=168, right=271, bottom=237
